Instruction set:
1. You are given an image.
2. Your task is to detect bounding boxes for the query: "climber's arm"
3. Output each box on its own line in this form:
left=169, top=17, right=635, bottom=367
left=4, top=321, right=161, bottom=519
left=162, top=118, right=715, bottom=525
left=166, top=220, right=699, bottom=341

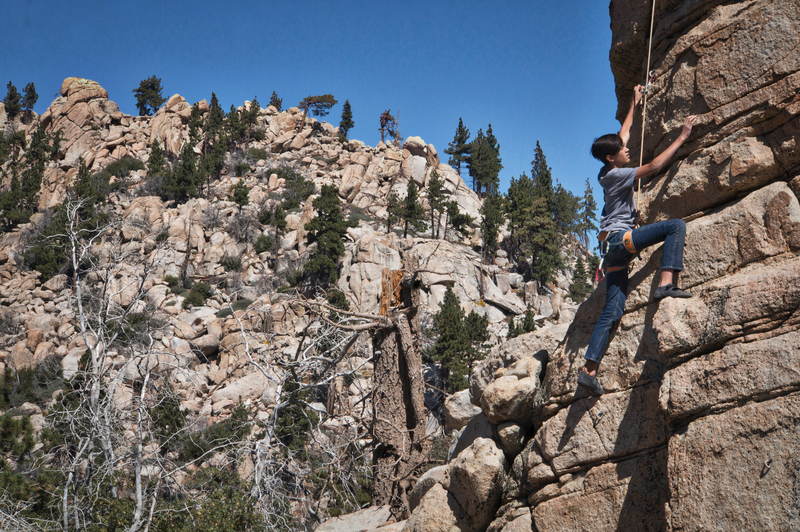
left=619, top=85, right=643, bottom=146
left=636, top=115, right=697, bottom=179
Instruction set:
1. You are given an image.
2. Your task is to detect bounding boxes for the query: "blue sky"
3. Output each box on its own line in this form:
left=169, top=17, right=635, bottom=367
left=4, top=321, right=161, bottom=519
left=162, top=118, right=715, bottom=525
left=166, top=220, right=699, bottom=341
left=2, top=0, right=622, bottom=199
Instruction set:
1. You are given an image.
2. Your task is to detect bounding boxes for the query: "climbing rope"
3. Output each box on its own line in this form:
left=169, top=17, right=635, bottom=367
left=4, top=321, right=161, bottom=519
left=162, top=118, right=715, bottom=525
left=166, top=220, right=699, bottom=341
left=636, top=0, right=658, bottom=211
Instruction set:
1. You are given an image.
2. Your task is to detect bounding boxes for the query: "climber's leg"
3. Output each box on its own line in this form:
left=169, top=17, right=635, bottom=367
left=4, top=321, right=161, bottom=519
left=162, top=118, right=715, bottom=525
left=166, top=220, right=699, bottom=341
left=630, top=219, right=686, bottom=281
left=583, top=267, right=629, bottom=373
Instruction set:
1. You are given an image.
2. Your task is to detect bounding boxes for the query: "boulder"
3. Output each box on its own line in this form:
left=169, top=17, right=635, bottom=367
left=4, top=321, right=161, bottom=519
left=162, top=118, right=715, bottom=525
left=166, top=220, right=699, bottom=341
left=480, top=376, right=537, bottom=426
left=209, top=371, right=278, bottom=406
left=444, top=389, right=482, bottom=431
left=314, top=506, right=392, bottom=532
left=447, top=438, right=506, bottom=532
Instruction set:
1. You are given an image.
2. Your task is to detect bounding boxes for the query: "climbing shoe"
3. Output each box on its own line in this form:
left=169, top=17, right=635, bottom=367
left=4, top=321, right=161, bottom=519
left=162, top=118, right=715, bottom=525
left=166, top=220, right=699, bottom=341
left=577, top=371, right=605, bottom=396
left=654, top=284, right=692, bottom=301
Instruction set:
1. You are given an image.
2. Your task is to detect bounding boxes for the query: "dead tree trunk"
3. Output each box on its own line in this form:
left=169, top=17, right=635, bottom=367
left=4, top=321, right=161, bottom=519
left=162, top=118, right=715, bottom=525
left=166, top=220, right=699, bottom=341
left=371, top=257, right=428, bottom=520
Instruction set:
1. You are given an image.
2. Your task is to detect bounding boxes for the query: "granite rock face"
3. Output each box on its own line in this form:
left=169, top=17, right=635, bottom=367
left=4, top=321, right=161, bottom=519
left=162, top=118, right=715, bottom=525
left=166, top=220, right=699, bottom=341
left=530, top=1, right=800, bottom=530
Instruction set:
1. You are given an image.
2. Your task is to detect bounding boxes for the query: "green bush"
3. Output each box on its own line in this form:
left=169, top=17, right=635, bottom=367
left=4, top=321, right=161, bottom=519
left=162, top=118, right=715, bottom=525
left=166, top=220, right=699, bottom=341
left=104, top=156, right=145, bottom=180
left=234, top=162, right=250, bottom=178
left=230, top=181, right=249, bottom=206
left=220, top=255, right=242, bottom=272
left=247, top=147, right=268, bottom=160
left=348, top=205, right=374, bottom=224
left=215, top=298, right=253, bottom=318
left=155, top=229, right=168, bottom=242
left=179, top=402, right=251, bottom=462
left=182, top=281, right=213, bottom=308
left=287, top=269, right=303, bottom=287
left=276, top=167, right=314, bottom=209
left=254, top=234, right=274, bottom=254
left=0, top=356, right=64, bottom=409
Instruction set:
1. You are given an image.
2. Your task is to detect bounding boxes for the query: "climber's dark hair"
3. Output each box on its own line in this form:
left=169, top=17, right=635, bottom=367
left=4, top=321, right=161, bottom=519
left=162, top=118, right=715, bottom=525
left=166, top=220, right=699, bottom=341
left=591, top=134, right=624, bottom=164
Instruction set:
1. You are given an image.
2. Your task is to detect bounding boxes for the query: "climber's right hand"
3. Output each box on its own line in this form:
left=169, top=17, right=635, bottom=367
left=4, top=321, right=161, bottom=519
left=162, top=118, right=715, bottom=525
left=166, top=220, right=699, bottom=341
left=680, top=115, right=698, bottom=140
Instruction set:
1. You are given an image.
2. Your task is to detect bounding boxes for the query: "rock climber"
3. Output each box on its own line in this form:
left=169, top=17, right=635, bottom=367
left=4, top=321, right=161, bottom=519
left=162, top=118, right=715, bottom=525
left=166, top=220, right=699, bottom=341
left=577, top=85, right=698, bottom=396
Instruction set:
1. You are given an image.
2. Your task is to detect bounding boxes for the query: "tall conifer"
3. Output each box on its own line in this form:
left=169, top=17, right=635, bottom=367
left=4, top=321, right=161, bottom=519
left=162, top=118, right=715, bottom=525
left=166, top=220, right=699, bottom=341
left=304, top=185, right=357, bottom=285
left=400, top=181, right=426, bottom=238
left=578, top=177, right=598, bottom=259
left=3, top=82, right=22, bottom=121
left=443, top=118, right=471, bottom=176
left=427, top=169, right=446, bottom=238
left=339, top=100, right=354, bottom=138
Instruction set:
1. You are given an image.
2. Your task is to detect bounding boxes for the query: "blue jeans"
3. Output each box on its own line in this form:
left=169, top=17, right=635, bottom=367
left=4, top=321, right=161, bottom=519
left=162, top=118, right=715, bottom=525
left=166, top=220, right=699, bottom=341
left=584, top=219, right=686, bottom=364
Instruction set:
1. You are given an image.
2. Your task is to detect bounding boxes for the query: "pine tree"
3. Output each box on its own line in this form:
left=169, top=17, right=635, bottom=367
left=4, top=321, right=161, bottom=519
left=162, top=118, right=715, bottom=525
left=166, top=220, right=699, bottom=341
left=568, top=256, right=591, bottom=302
left=443, top=118, right=471, bottom=176
left=431, top=286, right=488, bottom=392
left=244, top=96, right=261, bottom=142
left=226, top=104, right=247, bottom=146
left=231, top=181, right=249, bottom=206
left=553, top=181, right=580, bottom=235
left=297, top=94, right=337, bottom=131
left=21, top=82, right=37, bottom=123
left=147, top=138, right=165, bottom=177
left=379, top=110, right=396, bottom=144
left=578, top=177, right=598, bottom=260
left=339, top=100, right=354, bottom=138
left=304, top=185, right=357, bottom=285
left=162, top=143, right=201, bottom=201
left=400, top=181, right=426, bottom=238
left=507, top=304, right=536, bottom=339
left=527, top=142, right=562, bottom=284
left=444, top=200, right=472, bottom=240
left=386, top=190, right=401, bottom=234
left=427, top=169, right=446, bottom=238
left=467, top=125, right=502, bottom=196
left=200, top=93, right=226, bottom=193
left=269, top=91, right=283, bottom=112
left=467, top=129, right=485, bottom=193
left=522, top=195, right=561, bottom=285
left=531, top=141, right=554, bottom=213
left=3, top=82, right=22, bottom=121
left=504, top=172, right=535, bottom=264
left=132, top=75, right=166, bottom=116
left=480, top=190, right=504, bottom=259
left=588, top=254, right=601, bottom=283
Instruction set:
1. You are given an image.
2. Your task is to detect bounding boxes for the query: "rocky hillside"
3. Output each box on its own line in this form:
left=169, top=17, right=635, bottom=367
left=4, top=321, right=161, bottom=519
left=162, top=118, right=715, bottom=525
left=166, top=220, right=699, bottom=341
left=0, top=71, right=587, bottom=528
left=396, top=1, right=800, bottom=531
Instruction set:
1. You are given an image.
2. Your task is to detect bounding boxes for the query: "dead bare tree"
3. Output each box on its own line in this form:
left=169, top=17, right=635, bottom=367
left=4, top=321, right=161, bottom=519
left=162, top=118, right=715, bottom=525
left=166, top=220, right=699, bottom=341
left=43, top=194, right=256, bottom=532
left=370, top=256, right=429, bottom=520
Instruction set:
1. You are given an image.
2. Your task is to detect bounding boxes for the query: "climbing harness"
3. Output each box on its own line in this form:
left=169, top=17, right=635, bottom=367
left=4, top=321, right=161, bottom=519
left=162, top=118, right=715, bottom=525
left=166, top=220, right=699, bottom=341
left=595, top=230, right=638, bottom=282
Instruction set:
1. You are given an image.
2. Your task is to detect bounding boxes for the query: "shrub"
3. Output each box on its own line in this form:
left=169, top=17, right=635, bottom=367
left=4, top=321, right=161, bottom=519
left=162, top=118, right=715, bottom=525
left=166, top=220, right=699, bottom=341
left=178, top=402, right=251, bottom=462
left=215, top=298, right=253, bottom=318
left=230, top=181, right=249, bottom=206
left=327, top=289, right=350, bottom=311
left=254, top=234, right=274, bottom=254
left=276, top=167, right=315, bottom=210
left=103, top=156, right=145, bottom=180
left=220, top=255, right=242, bottom=272
left=182, top=281, right=213, bottom=308
left=226, top=211, right=259, bottom=243
left=348, top=205, right=373, bottom=224
left=234, top=162, right=250, bottom=178
left=287, top=269, right=303, bottom=287
left=247, top=147, right=268, bottom=160
left=155, top=229, right=168, bottom=242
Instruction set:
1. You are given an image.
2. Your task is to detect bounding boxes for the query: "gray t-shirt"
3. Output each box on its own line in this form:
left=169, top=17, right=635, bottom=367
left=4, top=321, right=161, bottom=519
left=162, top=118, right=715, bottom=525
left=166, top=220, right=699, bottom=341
left=598, top=166, right=638, bottom=233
